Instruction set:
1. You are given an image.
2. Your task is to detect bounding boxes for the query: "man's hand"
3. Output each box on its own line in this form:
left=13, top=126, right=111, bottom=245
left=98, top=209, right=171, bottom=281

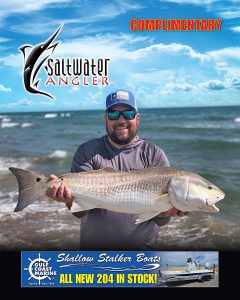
left=46, top=174, right=73, bottom=209
left=157, top=207, right=188, bottom=218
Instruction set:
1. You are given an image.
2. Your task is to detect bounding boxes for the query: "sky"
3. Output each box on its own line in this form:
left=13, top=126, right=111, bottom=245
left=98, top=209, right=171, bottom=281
left=0, top=0, right=240, bottom=112
left=160, top=251, right=219, bottom=266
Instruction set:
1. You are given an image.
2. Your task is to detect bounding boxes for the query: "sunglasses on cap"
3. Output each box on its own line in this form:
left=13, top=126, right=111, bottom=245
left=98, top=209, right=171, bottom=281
left=107, top=110, right=137, bottom=121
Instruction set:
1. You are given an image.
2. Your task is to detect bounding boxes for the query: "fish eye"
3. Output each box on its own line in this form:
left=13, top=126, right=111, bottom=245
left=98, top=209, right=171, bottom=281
left=208, top=186, right=212, bottom=190
left=36, top=178, right=41, bottom=182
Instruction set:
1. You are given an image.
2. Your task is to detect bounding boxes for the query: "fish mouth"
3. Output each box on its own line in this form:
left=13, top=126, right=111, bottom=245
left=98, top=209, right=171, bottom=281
left=206, top=194, right=225, bottom=206
left=205, top=197, right=221, bottom=212
left=219, top=193, right=225, bottom=201
left=207, top=204, right=219, bottom=212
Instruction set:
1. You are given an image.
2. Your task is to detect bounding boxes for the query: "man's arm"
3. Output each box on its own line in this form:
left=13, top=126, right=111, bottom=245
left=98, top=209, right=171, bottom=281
left=46, top=143, right=94, bottom=212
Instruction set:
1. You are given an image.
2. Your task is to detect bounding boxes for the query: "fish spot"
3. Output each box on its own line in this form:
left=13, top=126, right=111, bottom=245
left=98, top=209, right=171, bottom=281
left=36, top=178, right=41, bottom=182
left=208, top=186, right=212, bottom=190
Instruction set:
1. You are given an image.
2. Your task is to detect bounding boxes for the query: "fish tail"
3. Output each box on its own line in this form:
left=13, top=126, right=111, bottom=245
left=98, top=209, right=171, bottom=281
left=9, top=167, right=47, bottom=212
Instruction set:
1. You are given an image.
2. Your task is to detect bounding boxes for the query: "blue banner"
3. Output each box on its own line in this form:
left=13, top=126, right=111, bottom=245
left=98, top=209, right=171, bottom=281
left=21, top=251, right=162, bottom=288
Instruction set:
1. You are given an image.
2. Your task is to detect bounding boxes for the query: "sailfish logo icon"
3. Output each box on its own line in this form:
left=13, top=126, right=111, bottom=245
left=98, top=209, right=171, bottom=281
left=19, top=25, right=63, bottom=100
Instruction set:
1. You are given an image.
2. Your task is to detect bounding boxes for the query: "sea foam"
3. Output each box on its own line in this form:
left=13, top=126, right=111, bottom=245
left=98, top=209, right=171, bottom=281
left=60, top=112, right=71, bottom=118
left=49, top=150, right=68, bottom=159
left=1, top=118, right=11, bottom=122
left=234, top=117, right=240, bottom=122
left=44, top=113, right=58, bottom=118
left=1, top=122, right=20, bottom=128
left=21, top=122, right=33, bottom=128
left=0, top=157, right=32, bottom=173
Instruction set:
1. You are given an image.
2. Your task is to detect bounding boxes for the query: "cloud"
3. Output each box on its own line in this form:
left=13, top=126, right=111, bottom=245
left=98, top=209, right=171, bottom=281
left=10, top=18, right=64, bottom=36
left=218, top=10, right=240, bottom=20
left=53, top=34, right=152, bottom=60
left=135, top=43, right=209, bottom=62
left=68, top=86, right=79, bottom=94
left=10, top=20, right=110, bottom=36
left=61, top=89, right=105, bottom=108
left=1, top=30, right=239, bottom=108
left=0, top=1, right=69, bottom=17
left=72, top=0, right=144, bottom=24
left=159, top=0, right=218, bottom=5
left=199, top=78, right=240, bottom=91
left=0, top=53, right=23, bottom=69
left=8, top=1, right=143, bottom=35
left=200, top=79, right=226, bottom=90
left=17, top=99, right=36, bottom=106
left=2, top=35, right=212, bottom=92
left=165, top=82, right=195, bottom=92
left=54, top=34, right=209, bottom=62
left=0, top=46, right=9, bottom=52
left=231, top=78, right=240, bottom=90
left=160, top=0, right=240, bottom=23
left=0, top=98, right=54, bottom=108
left=129, top=70, right=175, bottom=85
left=0, top=37, right=10, bottom=42
left=161, top=251, right=218, bottom=266
left=0, top=84, right=11, bottom=92
left=231, top=26, right=240, bottom=33
left=207, top=47, right=240, bottom=78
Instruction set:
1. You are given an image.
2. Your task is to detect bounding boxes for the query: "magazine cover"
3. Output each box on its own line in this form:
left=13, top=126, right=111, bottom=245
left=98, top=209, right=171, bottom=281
left=0, top=0, right=239, bottom=293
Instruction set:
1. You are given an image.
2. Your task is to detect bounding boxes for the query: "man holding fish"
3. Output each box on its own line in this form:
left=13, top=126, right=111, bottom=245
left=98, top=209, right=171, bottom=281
left=46, top=90, right=187, bottom=250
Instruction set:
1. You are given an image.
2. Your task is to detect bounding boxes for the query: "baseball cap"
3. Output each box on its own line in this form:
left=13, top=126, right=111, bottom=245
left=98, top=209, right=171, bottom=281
left=106, top=90, right=137, bottom=111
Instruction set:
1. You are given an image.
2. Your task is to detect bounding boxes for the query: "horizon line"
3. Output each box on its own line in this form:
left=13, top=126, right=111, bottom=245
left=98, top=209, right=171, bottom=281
left=2, top=104, right=240, bottom=114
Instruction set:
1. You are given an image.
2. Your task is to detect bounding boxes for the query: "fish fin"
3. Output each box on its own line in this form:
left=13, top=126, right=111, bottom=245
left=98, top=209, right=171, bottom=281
left=154, top=193, right=170, bottom=200
left=8, top=167, right=47, bottom=212
left=134, top=194, right=171, bottom=224
left=89, top=168, right=117, bottom=173
left=70, top=202, right=88, bottom=218
left=135, top=212, right=161, bottom=224
left=70, top=201, right=83, bottom=212
left=154, top=193, right=172, bottom=210
left=65, top=168, right=117, bottom=176
left=71, top=196, right=96, bottom=211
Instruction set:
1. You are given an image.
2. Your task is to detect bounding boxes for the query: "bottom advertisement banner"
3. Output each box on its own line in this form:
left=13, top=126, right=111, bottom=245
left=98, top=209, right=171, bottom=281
left=21, top=251, right=219, bottom=288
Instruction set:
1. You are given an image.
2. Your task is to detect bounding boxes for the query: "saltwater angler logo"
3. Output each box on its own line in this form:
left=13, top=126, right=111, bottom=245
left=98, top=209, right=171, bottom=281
left=23, top=253, right=57, bottom=286
left=19, top=24, right=110, bottom=100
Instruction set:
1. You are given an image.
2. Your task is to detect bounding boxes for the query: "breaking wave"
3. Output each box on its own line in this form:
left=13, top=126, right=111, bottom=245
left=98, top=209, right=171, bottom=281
left=235, top=117, right=240, bottom=122
left=44, top=113, right=58, bottom=118
left=1, top=122, right=20, bottom=128
left=48, top=150, right=68, bottom=159
left=21, top=122, right=33, bottom=128
left=0, top=157, right=32, bottom=174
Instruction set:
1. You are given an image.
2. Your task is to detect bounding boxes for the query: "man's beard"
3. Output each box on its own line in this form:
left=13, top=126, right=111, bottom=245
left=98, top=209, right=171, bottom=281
left=106, top=125, right=138, bottom=145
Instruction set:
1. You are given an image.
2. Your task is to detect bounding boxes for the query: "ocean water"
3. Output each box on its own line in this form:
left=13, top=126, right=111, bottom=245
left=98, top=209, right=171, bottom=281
left=0, top=106, right=239, bottom=250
